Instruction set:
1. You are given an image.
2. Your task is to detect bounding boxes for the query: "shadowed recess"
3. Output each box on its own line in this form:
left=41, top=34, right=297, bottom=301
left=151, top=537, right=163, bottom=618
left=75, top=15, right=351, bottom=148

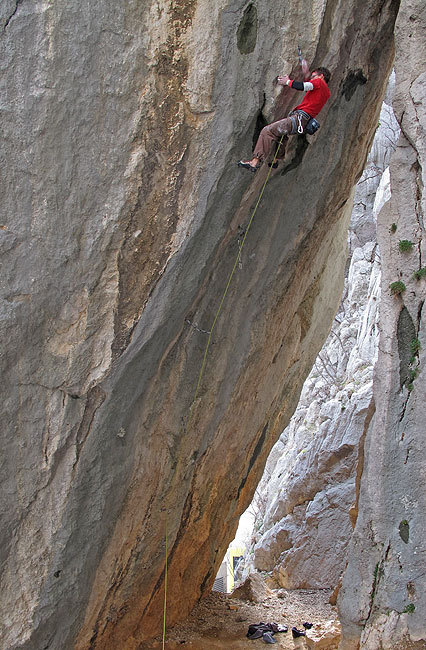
left=397, top=306, right=416, bottom=388
left=237, top=3, right=258, bottom=54
left=342, top=69, right=368, bottom=101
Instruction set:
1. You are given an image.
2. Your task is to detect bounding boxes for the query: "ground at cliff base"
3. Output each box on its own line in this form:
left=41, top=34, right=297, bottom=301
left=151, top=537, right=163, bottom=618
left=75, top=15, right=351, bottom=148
left=143, top=588, right=340, bottom=649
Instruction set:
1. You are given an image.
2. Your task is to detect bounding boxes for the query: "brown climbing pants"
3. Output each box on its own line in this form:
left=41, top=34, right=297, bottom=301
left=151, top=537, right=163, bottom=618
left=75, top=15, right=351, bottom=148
left=253, top=111, right=310, bottom=162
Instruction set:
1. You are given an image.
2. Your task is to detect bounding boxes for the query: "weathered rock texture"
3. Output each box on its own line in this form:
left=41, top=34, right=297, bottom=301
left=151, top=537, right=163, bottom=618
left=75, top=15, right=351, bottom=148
left=338, top=0, right=426, bottom=647
left=0, top=1, right=401, bottom=648
left=236, top=98, right=399, bottom=590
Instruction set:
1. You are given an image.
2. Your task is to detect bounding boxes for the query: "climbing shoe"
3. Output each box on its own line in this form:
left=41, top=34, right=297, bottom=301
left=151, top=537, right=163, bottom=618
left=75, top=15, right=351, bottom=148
left=291, top=627, right=306, bottom=638
left=237, top=161, right=258, bottom=173
left=262, top=631, right=277, bottom=644
left=277, top=625, right=288, bottom=633
left=303, top=622, right=313, bottom=629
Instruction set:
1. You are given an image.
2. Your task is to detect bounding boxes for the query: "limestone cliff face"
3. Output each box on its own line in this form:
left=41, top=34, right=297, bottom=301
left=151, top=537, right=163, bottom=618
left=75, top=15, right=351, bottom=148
left=0, top=1, right=399, bottom=648
left=338, top=1, right=426, bottom=647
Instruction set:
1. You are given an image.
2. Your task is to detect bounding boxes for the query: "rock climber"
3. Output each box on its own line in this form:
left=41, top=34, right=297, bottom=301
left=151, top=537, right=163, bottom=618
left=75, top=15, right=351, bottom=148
left=237, top=66, right=331, bottom=172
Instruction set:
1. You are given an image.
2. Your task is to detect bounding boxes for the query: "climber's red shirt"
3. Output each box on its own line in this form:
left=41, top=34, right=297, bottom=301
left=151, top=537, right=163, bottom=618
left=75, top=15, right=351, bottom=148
left=291, top=77, right=330, bottom=118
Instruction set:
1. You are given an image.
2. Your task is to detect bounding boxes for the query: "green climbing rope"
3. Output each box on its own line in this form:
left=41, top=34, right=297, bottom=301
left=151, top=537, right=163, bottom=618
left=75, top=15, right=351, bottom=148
left=162, top=512, right=168, bottom=650
left=187, top=137, right=285, bottom=429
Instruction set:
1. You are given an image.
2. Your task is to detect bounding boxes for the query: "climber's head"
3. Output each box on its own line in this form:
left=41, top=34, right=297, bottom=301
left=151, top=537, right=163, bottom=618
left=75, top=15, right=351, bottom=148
left=311, top=67, right=331, bottom=84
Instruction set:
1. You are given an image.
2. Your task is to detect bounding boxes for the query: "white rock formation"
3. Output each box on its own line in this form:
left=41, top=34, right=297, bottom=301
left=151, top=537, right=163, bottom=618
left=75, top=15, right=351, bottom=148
left=306, top=620, right=341, bottom=649
left=339, top=1, right=426, bottom=646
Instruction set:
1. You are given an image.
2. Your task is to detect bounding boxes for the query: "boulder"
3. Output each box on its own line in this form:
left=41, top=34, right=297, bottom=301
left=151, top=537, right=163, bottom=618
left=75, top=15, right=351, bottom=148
left=305, top=620, right=341, bottom=649
left=231, top=573, right=272, bottom=603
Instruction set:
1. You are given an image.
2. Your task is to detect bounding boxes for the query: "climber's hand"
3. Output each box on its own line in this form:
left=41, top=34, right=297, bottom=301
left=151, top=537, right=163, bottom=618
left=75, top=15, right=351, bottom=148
left=277, top=74, right=290, bottom=85
left=301, top=59, right=310, bottom=79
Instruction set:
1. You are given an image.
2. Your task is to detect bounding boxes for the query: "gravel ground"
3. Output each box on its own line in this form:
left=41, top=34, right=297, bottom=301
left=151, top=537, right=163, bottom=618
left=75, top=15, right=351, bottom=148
left=142, top=587, right=340, bottom=649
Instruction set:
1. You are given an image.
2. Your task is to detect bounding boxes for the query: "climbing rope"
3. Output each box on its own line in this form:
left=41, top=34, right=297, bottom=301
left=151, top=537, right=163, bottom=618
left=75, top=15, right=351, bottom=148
left=187, top=134, right=285, bottom=430
left=162, top=512, right=168, bottom=650
left=161, top=133, right=285, bottom=647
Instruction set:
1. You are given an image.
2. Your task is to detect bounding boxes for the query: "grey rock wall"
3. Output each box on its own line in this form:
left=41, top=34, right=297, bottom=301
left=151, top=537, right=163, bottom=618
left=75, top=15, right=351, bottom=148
left=338, top=0, right=426, bottom=647
left=0, top=1, right=401, bottom=647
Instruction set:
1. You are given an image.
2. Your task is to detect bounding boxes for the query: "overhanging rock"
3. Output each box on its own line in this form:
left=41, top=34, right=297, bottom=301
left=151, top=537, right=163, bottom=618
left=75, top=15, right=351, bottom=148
left=0, top=1, right=400, bottom=647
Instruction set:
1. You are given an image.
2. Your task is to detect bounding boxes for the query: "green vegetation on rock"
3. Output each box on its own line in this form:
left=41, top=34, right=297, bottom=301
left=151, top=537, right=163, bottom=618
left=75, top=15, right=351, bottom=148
left=413, top=267, right=426, bottom=280
left=398, top=239, right=414, bottom=252
left=402, top=603, right=415, bottom=614
left=390, top=281, right=406, bottom=295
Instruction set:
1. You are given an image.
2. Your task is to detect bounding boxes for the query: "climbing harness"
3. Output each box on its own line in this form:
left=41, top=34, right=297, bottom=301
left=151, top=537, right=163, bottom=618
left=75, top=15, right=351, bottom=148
left=161, top=133, right=285, bottom=647
left=305, top=117, right=320, bottom=135
left=289, top=109, right=320, bottom=136
left=288, top=112, right=304, bottom=134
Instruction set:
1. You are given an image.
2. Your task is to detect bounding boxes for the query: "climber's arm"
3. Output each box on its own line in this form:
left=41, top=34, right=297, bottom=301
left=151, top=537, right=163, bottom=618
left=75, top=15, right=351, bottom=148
left=287, top=80, right=314, bottom=91
left=301, top=58, right=310, bottom=80
left=277, top=75, right=314, bottom=91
